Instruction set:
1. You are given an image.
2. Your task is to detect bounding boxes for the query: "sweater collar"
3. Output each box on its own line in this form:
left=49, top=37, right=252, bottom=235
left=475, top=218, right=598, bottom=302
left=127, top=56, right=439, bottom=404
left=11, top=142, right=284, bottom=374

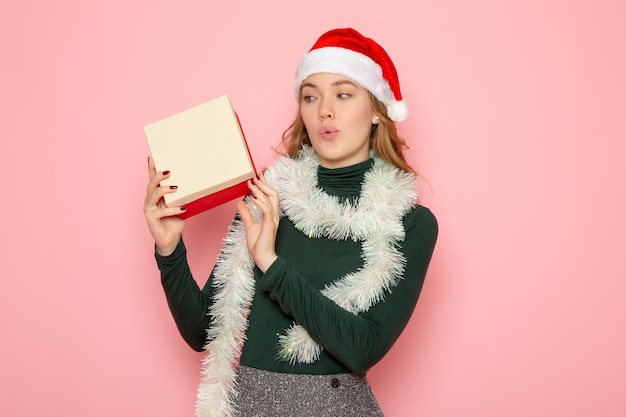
left=317, top=158, right=374, bottom=198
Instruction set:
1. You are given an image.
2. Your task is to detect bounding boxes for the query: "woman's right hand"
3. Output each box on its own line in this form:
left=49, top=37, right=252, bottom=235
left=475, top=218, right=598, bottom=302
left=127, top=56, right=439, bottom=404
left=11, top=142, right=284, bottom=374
left=143, top=157, right=186, bottom=256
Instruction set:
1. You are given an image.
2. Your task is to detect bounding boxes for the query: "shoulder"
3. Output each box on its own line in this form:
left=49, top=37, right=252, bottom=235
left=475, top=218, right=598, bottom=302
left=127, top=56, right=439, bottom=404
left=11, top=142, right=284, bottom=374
left=403, top=205, right=438, bottom=239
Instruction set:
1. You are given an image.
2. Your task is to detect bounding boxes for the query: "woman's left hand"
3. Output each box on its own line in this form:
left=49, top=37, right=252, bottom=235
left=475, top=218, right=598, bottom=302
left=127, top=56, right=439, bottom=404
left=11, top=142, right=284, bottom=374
left=236, top=170, right=279, bottom=273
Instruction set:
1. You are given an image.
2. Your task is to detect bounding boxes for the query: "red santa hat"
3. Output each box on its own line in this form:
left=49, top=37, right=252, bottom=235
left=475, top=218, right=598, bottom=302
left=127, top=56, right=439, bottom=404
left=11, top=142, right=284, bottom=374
left=295, top=28, right=409, bottom=122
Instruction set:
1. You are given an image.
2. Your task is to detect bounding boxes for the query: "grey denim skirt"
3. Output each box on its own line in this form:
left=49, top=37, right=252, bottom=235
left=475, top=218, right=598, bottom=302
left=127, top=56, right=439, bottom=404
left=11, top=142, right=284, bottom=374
left=234, top=365, right=384, bottom=417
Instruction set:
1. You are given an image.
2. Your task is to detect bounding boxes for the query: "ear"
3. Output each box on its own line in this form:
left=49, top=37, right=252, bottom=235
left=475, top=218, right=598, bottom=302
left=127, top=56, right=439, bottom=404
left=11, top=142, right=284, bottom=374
left=372, top=115, right=381, bottom=124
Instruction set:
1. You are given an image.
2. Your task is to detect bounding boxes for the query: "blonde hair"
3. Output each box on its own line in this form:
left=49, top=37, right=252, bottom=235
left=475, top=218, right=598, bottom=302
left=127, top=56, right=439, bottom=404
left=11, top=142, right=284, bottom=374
left=280, top=92, right=415, bottom=174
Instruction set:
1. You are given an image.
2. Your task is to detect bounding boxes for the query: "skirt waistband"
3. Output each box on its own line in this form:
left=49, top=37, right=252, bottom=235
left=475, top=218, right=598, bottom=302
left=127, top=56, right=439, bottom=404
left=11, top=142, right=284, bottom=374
left=234, top=365, right=384, bottom=417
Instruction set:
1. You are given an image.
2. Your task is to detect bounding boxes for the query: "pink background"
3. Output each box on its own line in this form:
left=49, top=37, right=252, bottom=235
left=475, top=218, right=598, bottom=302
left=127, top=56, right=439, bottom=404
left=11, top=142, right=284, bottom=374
left=2, top=1, right=625, bottom=416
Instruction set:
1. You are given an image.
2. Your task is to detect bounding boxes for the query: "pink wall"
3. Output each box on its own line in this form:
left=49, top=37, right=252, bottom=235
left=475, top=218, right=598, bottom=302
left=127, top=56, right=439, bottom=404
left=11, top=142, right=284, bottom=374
left=2, top=1, right=625, bottom=416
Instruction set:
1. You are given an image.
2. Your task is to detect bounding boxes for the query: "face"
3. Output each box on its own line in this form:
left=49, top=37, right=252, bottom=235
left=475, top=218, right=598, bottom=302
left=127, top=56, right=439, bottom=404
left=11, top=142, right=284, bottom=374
left=300, top=73, right=379, bottom=169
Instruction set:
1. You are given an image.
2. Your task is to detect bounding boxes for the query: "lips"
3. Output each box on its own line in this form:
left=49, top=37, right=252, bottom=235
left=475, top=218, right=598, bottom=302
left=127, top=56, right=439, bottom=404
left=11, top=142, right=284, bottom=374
left=319, top=125, right=339, bottom=140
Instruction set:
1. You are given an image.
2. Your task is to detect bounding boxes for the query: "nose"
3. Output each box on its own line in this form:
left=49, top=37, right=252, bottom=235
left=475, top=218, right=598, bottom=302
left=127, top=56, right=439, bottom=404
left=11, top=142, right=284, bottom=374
left=318, top=97, right=334, bottom=120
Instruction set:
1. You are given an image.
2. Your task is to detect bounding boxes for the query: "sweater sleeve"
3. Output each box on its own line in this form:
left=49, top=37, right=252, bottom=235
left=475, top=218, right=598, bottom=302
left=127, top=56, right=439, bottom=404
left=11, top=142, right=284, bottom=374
left=256, top=206, right=438, bottom=373
left=156, top=239, right=214, bottom=352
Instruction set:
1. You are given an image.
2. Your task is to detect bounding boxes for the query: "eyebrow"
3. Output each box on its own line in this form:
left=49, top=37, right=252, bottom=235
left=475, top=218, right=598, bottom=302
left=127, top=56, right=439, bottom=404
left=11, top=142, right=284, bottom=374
left=301, top=79, right=359, bottom=90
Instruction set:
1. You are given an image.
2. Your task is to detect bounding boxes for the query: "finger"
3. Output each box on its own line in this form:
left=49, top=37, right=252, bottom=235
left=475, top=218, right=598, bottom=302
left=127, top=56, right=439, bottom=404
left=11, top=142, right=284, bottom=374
left=259, top=170, right=280, bottom=207
left=145, top=204, right=187, bottom=220
left=147, top=156, right=156, bottom=180
left=144, top=184, right=178, bottom=211
left=247, top=182, right=273, bottom=214
left=247, top=193, right=278, bottom=231
left=250, top=175, right=278, bottom=201
left=253, top=172, right=279, bottom=217
left=252, top=171, right=270, bottom=189
left=236, top=200, right=254, bottom=227
left=146, top=168, right=171, bottom=197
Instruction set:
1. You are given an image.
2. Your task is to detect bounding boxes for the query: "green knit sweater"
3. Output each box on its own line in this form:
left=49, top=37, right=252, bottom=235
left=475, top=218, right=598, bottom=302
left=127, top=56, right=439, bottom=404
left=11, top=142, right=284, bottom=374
left=156, top=158, right=437, bottom=375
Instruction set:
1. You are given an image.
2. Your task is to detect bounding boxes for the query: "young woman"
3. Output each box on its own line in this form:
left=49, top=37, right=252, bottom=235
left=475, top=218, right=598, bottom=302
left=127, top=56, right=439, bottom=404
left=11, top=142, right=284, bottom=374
left=144, top=28, right=438, bottom=417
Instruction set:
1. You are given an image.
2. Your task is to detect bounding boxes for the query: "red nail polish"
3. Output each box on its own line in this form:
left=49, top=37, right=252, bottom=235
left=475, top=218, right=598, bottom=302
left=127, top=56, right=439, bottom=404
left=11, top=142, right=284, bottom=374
left=163, top=170, right=170, bottom=176
left=180, top=206, right=187, bottom=211
left=169, top=185, right=178, bottom=190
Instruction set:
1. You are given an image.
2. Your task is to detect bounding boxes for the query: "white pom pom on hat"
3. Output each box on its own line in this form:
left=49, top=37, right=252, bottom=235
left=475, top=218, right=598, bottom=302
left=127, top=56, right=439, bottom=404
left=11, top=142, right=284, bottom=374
left=295, top=28, right=408, bottom=122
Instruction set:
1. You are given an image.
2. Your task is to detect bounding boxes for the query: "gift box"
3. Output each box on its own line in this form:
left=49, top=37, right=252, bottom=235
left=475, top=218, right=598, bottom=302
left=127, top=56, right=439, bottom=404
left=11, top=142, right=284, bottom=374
left=144, top=95, right=255, bottom=219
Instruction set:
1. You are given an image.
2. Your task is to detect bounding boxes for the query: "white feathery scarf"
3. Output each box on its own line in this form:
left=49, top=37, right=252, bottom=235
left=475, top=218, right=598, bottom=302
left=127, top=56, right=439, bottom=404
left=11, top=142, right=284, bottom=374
left=195, top=146, right=417, bottom=417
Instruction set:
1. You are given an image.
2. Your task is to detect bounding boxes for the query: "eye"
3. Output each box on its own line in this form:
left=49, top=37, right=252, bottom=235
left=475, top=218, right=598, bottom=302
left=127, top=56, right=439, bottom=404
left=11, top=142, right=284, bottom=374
left=301, top=95, right=316, bottom=103
left=338, top=93, right=351, bottom=99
